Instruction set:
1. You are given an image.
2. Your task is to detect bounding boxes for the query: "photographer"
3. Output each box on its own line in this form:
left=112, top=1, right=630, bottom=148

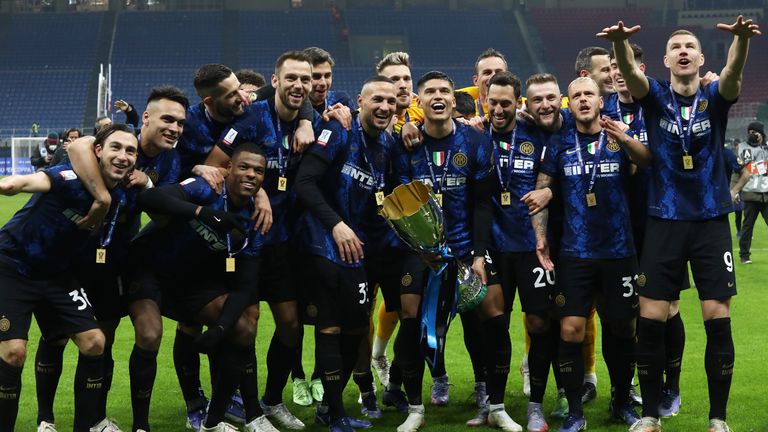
left=735, top=121, right=767, bottom=264
left=30, top=133, right=60, bottom=172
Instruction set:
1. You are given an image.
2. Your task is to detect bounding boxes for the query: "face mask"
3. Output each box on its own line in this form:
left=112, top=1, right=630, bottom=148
left=747, top=132, right=761, bottom=145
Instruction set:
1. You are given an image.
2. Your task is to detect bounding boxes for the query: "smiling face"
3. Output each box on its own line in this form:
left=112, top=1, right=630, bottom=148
left=379, top=64, right=413, bottom=111
left=227, top=150, right=266, bottom=201
left=664, top=33, right=704, bottom=79
left=142, top=98, right=186, bottom=151
left=473, top=56, right=507, bottom=98
left=309, top=61, right=333, bottom=107
left=273, top=59, right=312, bottom=112
left=525, top=81, right=562, bottom=132
left=95, top=130, right=138, bottom=186
left=586, top=54, right=614, bottom=96
left=208, top=73, right=245, bottom=119
left=358, top=81, right=397, bottom=133
left=418, top=78, right=455, bottom=122
left=567, top=78, right=603, bottom=125
left=487, top=83, right=518, bottom=133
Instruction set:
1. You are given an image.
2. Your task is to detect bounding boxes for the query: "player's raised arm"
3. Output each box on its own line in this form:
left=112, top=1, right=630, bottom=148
left=67, top=135, right=112, bottom=232
left=0, top=171, right=52, bottom=195
left=597, top=21, right=649, bottom=100
left=717, top=15, right=761, bottom=102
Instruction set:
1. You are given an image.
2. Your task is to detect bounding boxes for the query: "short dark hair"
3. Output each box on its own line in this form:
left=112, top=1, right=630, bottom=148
left=232, top=141, right=265, bottom=161
left=488, top=71, right=522, bottom=100
left=147, top=86, right=190, bottom=110
left=235, top=69, right=266, bottom=89
left=454, top=91, right=475, bottom=118
left=275, top=50, right=312, bottom=74
left=416, top=71, right=454, bottom=93
left=65, top=127, right=82, bottom=138
left=94, top=123, right=136, bottom=148
left=610, top=43, right=644, bottom=63
left=303, top=46, right=335, bottom=67
left=474, top=48, right=507, bottom=74
left=574, top=46, right=610, bottom=76
left=193, top=64, right=234, bottom=97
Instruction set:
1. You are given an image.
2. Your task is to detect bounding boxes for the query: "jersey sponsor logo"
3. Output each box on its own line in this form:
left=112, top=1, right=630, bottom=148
left=658, top=117, right=711, bottom=136
left=519, top=141, right=535, bottom=156
left=189, top=219, right=227, bottom=252
left=452, top=152, right=468, bottom=168
left=417, top=175, right=467, bottom=189
left=180, top=178, right=196, bottom=186
left=606, top=141, right=621, bottom=152
left=62, top=208, right=85, bottom=224
left=317, top=129, right=332, bottom=146
left=432, top=151, right=446, bottom=166
left=222, top=128, right=238, bottom=146
left=58, top=170, right=78, bottom=181
left=563, top=162, right=621, bottom=177
left=498, top=155, right=535, bottom=171
left=341, top=163, right=376, bottom=188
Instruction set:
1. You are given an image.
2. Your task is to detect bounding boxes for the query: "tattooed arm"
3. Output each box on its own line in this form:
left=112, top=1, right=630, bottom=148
left=530, top=172, right=554, bottom=271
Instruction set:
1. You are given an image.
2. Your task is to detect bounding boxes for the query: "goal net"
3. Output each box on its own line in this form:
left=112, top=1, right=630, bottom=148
left=10, top=137, right=46, bottom=175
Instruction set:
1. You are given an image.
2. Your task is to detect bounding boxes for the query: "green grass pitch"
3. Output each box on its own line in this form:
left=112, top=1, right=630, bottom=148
left=1, top=191, right=767, bottom=431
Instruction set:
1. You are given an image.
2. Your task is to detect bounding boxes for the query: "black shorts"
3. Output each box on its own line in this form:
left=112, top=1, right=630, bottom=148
left=298, top=255, right=370, bottom=330
left=555, top=255, right=639, bottom=322
left=640, top=216, right=736, bottom=301
left=489, top=250, right=554, bottom=314
left=258, top=242, right=297, bottom=304
left=77, top=266, right=128, bottom=322
left=0, top=260, right=99, bottom=342
left=366, top=250, right=428, bottom=312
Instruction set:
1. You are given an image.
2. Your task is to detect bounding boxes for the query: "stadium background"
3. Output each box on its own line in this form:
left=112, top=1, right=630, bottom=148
left=0, top=0, right=767, bottom=431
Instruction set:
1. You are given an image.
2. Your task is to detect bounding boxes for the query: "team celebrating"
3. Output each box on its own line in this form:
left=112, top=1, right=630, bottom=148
left=0, top=15, right=761, bottom=432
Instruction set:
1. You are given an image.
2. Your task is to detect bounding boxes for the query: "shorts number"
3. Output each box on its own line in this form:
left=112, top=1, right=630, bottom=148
left=69, top=288, right=92, bottom=311
left=532, top=267, right=555, bottom=288
left=358, top=282, right=368, bottom=305
left=724, top=251, right=733, bottom=273
left=621, top=276, right=634, bottom=298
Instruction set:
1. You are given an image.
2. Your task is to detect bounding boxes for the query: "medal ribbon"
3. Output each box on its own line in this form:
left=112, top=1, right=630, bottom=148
left=668, top=84, right=700, bottom=155
left=574, top=130, right=607, bottom=194
left=99, top=197, right=123, bottom=249
left=222, top=181, right=252, bottom=257
left=359, top=128, right=385, bottom=192
left=492, top=126, right=517, bottom=192
left=421, top=122, right=456, bottom=194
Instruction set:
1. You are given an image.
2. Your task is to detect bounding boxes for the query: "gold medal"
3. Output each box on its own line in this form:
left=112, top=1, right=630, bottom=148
left=277, top=176, right=288, bottom=191
left=586, top=193, right=597, bottom=207
left=435, top=193, right=443, bottom=207
left=226, top=257, right=236, bottom=272
left=501, top=191, right=511, bottom=206
left=95, top=248, right=106, bottom=264
left=683, top=155, right=693, bottom=170
left=375, top=191, right=385, bottom=206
